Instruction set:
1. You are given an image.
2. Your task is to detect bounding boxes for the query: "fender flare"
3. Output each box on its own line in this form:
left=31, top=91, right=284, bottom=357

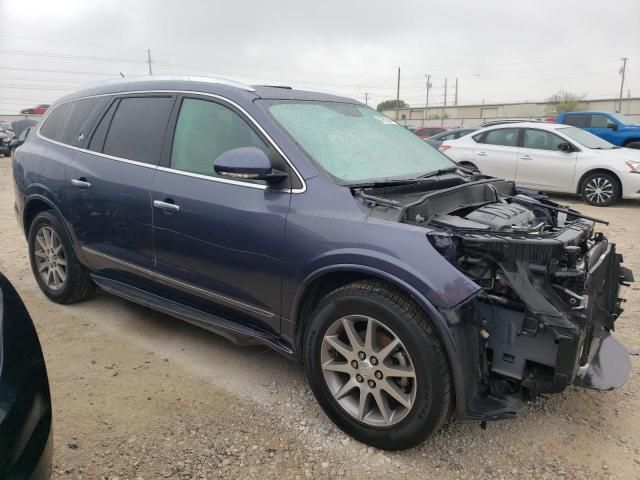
left=292, top=263, right=468, bottom=415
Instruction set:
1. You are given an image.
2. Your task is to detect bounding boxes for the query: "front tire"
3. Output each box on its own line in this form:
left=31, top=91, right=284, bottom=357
left=304, top=280, right=451, bottom=450
left=580, top=171, right=620, bottom=206
left=28, top=211, right=95, bottom=304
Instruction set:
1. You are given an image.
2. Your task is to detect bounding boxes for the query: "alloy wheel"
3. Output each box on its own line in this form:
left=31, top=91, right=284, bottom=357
left=320, top=315, right=417, bottom=427
left=34, top=226, right=67, bottom=291
left=584, top=177, right=614, bottom=204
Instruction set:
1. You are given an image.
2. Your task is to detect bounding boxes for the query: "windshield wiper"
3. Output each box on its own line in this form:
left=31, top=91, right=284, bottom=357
left=417, top=166, right=462, bottom=179
left=348, top=166, right=463, bottom=189
left=348, top=178, right=425, bottom=188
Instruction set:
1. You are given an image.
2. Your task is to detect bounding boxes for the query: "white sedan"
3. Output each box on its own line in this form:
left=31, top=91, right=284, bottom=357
left=439, top=122, right=640, bottom=206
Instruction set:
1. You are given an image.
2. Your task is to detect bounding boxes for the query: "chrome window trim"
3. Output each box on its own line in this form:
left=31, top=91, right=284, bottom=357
left=82, top=246, right=275, bottom=319
left=37, top=89, right=307, bottom=193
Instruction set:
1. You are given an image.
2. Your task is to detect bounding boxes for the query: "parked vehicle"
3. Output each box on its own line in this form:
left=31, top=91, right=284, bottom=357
left=0, top=271, right=53, bottom=479
left=11, top=118, right=38, bottom=139
left=0, top=131, right=11, bottom=156
left=14, top=77, right=632, bottom=449
left=424, top=128, right=477, bottom=147
left=414, top=126, right=447, bottom=138
left=556, top=111, right=640, bottom=149
left=20, top=104, right=50, bottom=115
left=479, top=118, right=549, bottom=128
left=440, top=122, right=640, bottom=206
left=10, top=126, right=34, bottom=161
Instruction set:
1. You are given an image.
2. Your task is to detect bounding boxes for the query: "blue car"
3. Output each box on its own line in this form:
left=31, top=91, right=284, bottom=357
left=13, top=76, right=632, bottom=450
left=557, top=111, right=640, bottom=149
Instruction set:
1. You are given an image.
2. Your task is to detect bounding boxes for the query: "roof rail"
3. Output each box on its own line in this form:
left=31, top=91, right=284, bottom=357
left=91, top=75, right=256, bottom=92
left=253, top=85, right=293, bottom=90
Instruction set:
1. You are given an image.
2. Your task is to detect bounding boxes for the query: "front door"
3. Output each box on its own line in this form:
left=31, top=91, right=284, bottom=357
left=515, top=128, right=578, bottom=191
left=586, top=114, right=619, bottom=144
left=150, top=95, right=291, bottom=333
left=66, top=94, right=175, bottom=283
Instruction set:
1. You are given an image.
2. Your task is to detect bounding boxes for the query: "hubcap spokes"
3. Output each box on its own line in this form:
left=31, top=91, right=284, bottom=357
left=585, top=177, right=613, bottom=204
left=34, top=226, right=66, bottom=291
left=321, top=315, right=416, bottom=427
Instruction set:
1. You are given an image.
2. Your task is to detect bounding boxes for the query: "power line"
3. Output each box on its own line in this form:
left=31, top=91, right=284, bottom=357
left=0, top=49, right=142, bottom=63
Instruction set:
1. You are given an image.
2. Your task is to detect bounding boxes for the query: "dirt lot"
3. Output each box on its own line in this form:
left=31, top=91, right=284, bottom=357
left=1, top=158, right=639, bottom=480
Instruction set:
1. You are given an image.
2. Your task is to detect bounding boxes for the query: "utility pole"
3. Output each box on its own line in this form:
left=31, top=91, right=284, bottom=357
left=364, top=92, right=369, bottom=105
left=454, top=78, right=459, bottom=106
left=395, top=67, right=401, bottom=121
left=422, top=74, right=431, bottom=127
left=147, top=49, right=153, bottom=76
left=442, top=78, right=448, bottom=125
left=618, top=57, right=628, bottom=113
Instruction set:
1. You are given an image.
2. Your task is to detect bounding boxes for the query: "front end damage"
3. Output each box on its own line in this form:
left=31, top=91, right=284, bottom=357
left=399, top=179, right=633, bottom=420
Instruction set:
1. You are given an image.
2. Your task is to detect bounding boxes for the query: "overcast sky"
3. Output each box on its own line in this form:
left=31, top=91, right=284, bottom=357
left=1, top=0, right=639, bottom=114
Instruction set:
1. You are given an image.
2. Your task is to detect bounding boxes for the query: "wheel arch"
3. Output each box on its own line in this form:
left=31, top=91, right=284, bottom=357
left=622, top=138, right=640, bottom=148
left=292, top=264, right=466, bottom=415
left=23, top=195, right=81, bottom=256
left=576, top=168, right=622, bottom=195
left=23, top=195, right=57, bottom=236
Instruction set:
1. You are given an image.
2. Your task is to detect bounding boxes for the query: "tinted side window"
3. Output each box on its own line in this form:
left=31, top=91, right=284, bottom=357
left=590, top=115, right=611, bottom=128
left=88, top=100, right=118, bottom=152
left=102, top=96, right=174, bottom=165
left=40, top=98, right=109, bottom=146
left=60, top=97, right=109, bottom=146
left=480, top=128, right=519, bottom=147
left=563, top=114, right=590, bottom=128
left=39, top=102, right=72, bottom=141
left=170, top=98, right=269, bottom=179
left=522, top=129, right=565, bottom=151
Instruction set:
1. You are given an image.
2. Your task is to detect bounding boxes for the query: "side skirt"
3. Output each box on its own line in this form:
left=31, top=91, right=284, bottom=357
left=91, top=275, right=295, bottom=358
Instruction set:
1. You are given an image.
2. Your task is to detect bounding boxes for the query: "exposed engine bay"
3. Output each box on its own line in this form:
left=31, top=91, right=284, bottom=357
left=357, top=177, right=633, bottom=419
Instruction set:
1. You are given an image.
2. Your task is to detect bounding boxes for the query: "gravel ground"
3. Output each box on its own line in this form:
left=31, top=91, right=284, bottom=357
left=1, top=157, right=639, bottom=480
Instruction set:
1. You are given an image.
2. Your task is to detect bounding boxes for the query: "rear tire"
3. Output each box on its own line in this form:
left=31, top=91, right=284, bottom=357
left=625, top=141, right=640, bottom=150
left=28, top=211, right=95, bottom=304
left=304, top=280, right=451, bottom=450
left=580, top=171, right=620, bottom=206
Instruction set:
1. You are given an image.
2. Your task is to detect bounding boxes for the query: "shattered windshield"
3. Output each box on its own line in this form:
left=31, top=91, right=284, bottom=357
left=262, top=100, right=454, bottom=185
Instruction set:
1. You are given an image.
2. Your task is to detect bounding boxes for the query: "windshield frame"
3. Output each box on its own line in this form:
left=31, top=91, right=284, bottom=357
left=258, top=99, right=457, bottom=186
left=609, top=112, right=634, bottom=125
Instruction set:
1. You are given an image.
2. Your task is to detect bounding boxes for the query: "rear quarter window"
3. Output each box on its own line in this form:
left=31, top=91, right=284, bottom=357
left=563, top=114, right=591, bottom=128
left=40, top=97, right=109, bottom=146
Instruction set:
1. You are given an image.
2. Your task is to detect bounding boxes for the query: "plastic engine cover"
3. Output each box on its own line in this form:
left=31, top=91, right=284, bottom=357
left=464, top=203, right=536, bottom=231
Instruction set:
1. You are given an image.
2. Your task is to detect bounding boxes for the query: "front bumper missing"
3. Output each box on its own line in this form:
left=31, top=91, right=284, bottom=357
left=573, top=242, right=633, bottom=390
left=453, top=238, right=633, bottom=421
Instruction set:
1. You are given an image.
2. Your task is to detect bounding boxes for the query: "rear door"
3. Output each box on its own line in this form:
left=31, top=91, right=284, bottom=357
left=149, top=94, right=292, bottom=333
left=471, top=127, right=519, bottom=180
left=514, top=128, right=578, bottom=191
left=66, top=94, right=175, bottom=284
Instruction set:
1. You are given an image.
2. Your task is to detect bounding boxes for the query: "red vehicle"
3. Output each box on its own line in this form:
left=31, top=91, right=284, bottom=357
left=414, top=126, right=448, bottom=138
left=20, top=104, right=50, bottom=115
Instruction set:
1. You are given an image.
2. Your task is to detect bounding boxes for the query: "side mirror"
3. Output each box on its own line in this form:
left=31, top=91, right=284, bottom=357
left=558, top=142, right=574, bottom=152
left=213, top=147, right=288, bottom=184
left=607, top=123, right=619, bottom=131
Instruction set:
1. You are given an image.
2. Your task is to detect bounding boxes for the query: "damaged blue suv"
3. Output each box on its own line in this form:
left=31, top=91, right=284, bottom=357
left=13, top=76, right=633, bottom=450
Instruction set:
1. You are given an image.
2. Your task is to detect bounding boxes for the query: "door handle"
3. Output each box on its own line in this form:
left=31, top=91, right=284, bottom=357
left=153, top=199, right=180, bottom=212
left=476, top=152, right=487, bottom=156
left=71, top=178, right=91, bottom=189
left=520, top=155, right=533, bottom=160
